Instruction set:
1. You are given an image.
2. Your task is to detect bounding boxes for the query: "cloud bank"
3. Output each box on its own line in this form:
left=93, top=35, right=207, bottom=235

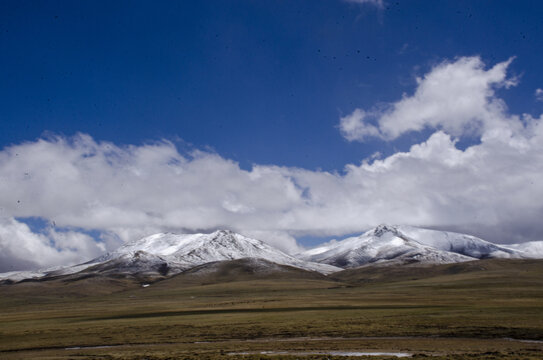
left=1, top=56, right=542, bottom=271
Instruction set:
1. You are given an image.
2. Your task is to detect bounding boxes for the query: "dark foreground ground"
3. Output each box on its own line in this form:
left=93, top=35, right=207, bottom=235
left=1, top=259, right=542, bottom=359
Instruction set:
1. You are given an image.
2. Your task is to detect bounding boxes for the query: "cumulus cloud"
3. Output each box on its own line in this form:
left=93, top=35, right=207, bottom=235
left=0, top=135, right=310, bottom=270
left=536, top=88, right=543, bottom=102
left=339, top=109, right=381, bottom=141
left=1, top=56, right=543, bottom=271
left=0, top=217, right=106, bottom=271
left=340, top=56, right=520, bottom=141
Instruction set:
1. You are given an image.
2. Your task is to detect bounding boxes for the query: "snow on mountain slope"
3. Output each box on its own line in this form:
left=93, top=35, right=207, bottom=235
left=0, top=263, right=97, bottom=282
left=83, top=251, right=173, bottom=276
left=300, top=224, right=528, bottom=268
left=392, top=225, right=521, bottom=259
left=300, top=225, right=474, bottom=268
left=2, top=226, right=540, bottom=282
left=118, top=230, right=341, bottom=274
left=503, top=241, right=543, bottom=258
left=1, top=230, right=340, bottom=282
left=0, top=270, right=47, bottom=283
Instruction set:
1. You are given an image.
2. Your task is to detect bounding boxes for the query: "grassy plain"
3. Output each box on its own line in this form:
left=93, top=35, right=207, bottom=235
left=0, top=259, right=542, bottom=359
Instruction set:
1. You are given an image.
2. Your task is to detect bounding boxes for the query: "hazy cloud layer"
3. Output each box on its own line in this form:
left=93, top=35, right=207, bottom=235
left=1, top=56, right=543, bottom=271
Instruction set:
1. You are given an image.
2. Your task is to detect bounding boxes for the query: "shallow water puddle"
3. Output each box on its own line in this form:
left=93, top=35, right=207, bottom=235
left=65, top=345, right=116, bottom=350
left=504, top=337, right=543, bottom=344
left=229, top=350, right=411, bottom=357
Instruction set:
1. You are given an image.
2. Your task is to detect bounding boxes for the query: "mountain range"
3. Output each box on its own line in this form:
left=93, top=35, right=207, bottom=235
left=298, top=224, right=541, bottom=268
left=1, top=225, right=542, bottom=283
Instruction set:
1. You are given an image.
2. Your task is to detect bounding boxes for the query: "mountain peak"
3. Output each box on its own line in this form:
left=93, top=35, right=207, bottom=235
left=300, top=224, right=531, bottom=268
left=372, top=224, right=399, bottom=237
left=32, top=230, right=341, bottom=280
left=211, top=229, right=235, bottom=236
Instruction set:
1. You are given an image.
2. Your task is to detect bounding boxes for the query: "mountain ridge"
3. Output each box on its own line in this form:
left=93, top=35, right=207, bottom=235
left=299, top=224, right=541, bottom=268
left=2, top=225, right=542, bottom=283
left=0, top=230, right=340, bottom=282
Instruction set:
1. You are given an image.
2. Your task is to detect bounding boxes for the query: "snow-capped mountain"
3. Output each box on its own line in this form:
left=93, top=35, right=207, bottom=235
left=388, top=225, right=522, bottom=259
left=2, top=225, right=541, bottom=283
left=299, top=224, right=529, bottom=268
left=503, top=241, right=543, bottom=258
left=99, top=230, right=340, bottom=274
left=0, top=230, right=340, bottom=282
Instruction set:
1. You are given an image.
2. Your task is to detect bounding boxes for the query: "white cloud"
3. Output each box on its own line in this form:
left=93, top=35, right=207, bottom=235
left=1, top=56, right=543, bottom=271
left=0, top=135, right=310, bottom=270
left=340, top=56, right=520, bottom=141
left=339, top=109, right=381, bottom=141
left=345, top=0, right=385, bottom=8
left=536, top=88, right=543, bottom=102
left=0, top=217, right=105, bottom=271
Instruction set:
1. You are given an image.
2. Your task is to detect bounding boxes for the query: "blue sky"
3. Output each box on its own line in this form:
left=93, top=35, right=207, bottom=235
left=1, top=0, right=543, bottom=270
left=2, top=0, right=542, bottom=169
